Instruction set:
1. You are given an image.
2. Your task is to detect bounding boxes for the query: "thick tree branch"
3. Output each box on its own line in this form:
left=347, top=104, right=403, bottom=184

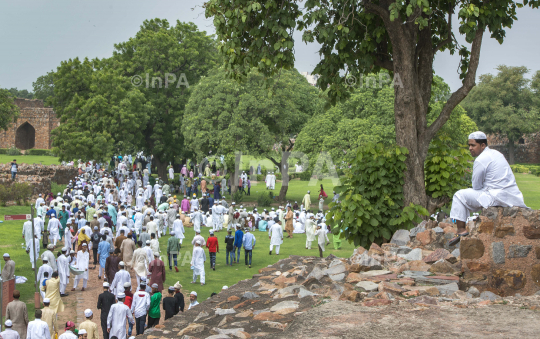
left=426, top=28, right=484, bottom=141
left=374, top=56, right=394, bottom=71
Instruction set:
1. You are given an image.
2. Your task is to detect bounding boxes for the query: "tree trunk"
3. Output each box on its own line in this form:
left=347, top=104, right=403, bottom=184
left=507, top=139, right=515, bottom=165
left=277, top=152, right=290, bottom=202
left=154, top=157, right=169, bottom=183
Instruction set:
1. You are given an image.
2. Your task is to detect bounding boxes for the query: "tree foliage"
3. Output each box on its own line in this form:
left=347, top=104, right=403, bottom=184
left=204, top=0, right=537, bottom=211
left=4, top=88, right=33, bottom=99
left=0, top=89, right=20, bottom=131
left=49, top=19, right=217, bottom=176
left=461, top=65, right=540, bottom=164
left=182, top=67, right=322, bottom=198
left=327, top=143, right=428, bottom=247
left=33, top=71, right=55, bottom=102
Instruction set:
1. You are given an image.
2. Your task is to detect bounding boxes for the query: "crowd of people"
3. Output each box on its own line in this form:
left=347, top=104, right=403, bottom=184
left=4, top=155, right=339, bottom=339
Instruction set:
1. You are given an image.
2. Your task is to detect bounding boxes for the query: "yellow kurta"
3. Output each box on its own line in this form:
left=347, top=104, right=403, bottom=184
left=41, top=306, right=58, bottom=337
left=43, top=277, right=65, bottom=313
left=285, top=210, right=294, bottom=233
left=79, top=319, right=100, bottom=339
left=302, top=194, right=311, bottom=211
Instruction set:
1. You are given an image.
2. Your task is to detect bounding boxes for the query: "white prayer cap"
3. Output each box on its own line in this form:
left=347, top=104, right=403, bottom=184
left=57, top=192, right=61, bottom=196
left=43, top=298, right=50, bottom=303
left=3, top=253, right=9, bottom=257
left=222, top=286, right=228, bottom=290
left=82, top=243, right=88, bottom=247
left=70, top=250, right=76, bottom=254
left=117, top=292, right=125, bottom=298
left=190, top=291, right=197, bottom=296
left=119, top=261, right=125, bottom=266
left=146, top=240, right=151, bottom=244
left=153, top=252, right=159, bottom=256
left=196, top=240, right=202, bottom=245
left=94, top=226, right=98, bottom=230
left=170, top=231, right=175, bottom=235
left=232, top=202, right=236, bottom=205
left=124, top=282, right=131, bottom=288
left=84, top=309, right=93, bottom=317
left=307, top=190, right=310, bottom=193
left=174, top=281, right=182, bottom=289
left=5, top=320, right=13, bottom=327
left=271, top=208, right=275, bottom=210
left=47, top=244, right=54, bottom=249
left=152, top=283, right=159, bottom=289
left=79, top=329, right=87, bottom=335
left=468, top=131, right=487, bottom=140
left=209, top=230, right=214, bottom=234
left=103, top=282, right=110, bottom=287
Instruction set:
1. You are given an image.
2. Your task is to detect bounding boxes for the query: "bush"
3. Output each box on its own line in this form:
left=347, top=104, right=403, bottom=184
left=232, top=189, right=244, bottom=204
left=7, top=147, right=22, bottom=156
left=425, top=137, right=473, bottom=199
left=256, top=174, right=265, bottom=181
left=275, top=173, right=282, bottom=180
left=0, top=148, right=7, bottom=154
left=326, top=143, right=428, bottom=248
left=26, top=149, right=54, bottom=156
left=298, top=171, right=312, bottom=181
left=0, top=182, right=32, bottom=206
left=257, top=192, right=274, bottom=207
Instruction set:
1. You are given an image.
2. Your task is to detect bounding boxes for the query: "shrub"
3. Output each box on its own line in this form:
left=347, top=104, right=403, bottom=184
left=256, top=174, right=265, bottom=181
left=0, top=182, right=32, bottom=205
left=0, top=148, right=7, bottom=154
left=298, top=171, right=312, bottom=181
left=26, top=149, right=53, bottom=156
left=256, top=192, right=274, bottom=207
left=326, top=143, right=428, bottom=248
left=425, top=137, right=473, bottom=199
left=7, top=147, right=22, bottom=156
left=232, top=189, right=244, bottom=204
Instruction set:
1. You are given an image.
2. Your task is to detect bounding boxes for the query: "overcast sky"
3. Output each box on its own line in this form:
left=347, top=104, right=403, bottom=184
left=1, top=0, right=538, bottom=92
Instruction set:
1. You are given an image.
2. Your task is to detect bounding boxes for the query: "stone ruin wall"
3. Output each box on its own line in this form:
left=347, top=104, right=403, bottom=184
left=0, top=164, right=77, bottom=197
left=460, top=207, right=540, bottom=296
left=0, top=98, right=59, bottom=150
left=487, top=133, right=540, bottom=164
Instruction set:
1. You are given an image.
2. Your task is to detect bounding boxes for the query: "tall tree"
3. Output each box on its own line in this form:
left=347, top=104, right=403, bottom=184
left=5, top=88, right=33, bottom=99
left=182, top=67, right=322, bottom=199
left=462, top=65, right=540, bottom=164
left=204, top=0, right=539, bottom=212
left=0, top=89, right=20, bottom=131
left=33, top=71, right=55, bottom=102
left=49, top=19, right=217, bottom=177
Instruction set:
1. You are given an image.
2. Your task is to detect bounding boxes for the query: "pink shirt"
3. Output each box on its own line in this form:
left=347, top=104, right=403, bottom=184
left=181, top=199, right=190, bottom=212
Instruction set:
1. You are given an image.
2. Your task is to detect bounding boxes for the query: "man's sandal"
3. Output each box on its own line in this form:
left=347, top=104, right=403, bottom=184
left=448, top=232, right=469, bottom=246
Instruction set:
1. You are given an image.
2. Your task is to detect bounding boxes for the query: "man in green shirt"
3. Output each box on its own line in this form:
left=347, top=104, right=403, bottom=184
left=166, top=231, right=181, bottom=272
left=58, top=205, right=70, bottom=241
left=147, top=283, right=162, bottom=328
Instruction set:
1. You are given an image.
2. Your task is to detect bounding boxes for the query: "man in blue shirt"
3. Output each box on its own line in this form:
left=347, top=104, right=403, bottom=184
left=233, top=226, right=243, bottom=264
left=242, top=229, right=256, bottom=268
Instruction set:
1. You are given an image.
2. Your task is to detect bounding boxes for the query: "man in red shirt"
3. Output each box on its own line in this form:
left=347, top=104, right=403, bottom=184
left=206, top=230, right=219, bottom=271
left=123, top=281, right=134, bottom=337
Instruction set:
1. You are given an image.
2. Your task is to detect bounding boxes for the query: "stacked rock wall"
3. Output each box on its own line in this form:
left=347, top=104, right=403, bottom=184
left=0, top=164, right=77, bottom=198
left=460, top=207, right=540, bottom=296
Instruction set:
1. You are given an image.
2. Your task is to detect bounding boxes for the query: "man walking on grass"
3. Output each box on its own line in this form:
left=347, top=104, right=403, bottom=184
left=206, top=230, right=219, bottom=271
left=243, top=228, right=256, bottom=268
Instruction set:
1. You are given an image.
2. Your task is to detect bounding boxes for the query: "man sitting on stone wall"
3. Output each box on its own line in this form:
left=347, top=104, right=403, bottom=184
left=448, top=131, right=527, bottom=246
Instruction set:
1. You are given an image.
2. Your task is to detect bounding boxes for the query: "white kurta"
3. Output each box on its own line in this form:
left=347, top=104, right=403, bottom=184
left=22, top=220, right=34, bottom=248
left=132, top=248, right=148, bottom=278
left=190, top=199, right=199, bottom=212
left=269, top=224, right=283, bottom=245
left=107, top=302, right=134, bottom=339
left=316, top=228, right=329, bottom=251
left=191, top=246, right=206, bottom=282
left=450, top=147, right=527, bottom=222
left=191, top=212, right=203, bottom=233
left=169, top=167, right=174, bottom=179
left=75, top=251, right=89, bottom=279
left=34, top=217, right=44, bottom=238
left=110, top=269, right=131, bottom=297
left=47, top=218, right=61, bottom=240
left=57, top=254, right=70, bottom=285
left=305, top=220, right=316, bottom=241
left=173, top=219, right=185, bottom=239
left=37, top=264, right=53, bottom=284
left=26, top=319, right=51, bottom=339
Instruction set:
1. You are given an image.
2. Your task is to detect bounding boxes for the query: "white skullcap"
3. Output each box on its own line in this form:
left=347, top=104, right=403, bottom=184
left=146, top=240, right=150, bottom=244
left=124, top=282, right=131, bottom=288
left=468, top=131, right=487, bottom=140
left=70, top=250, right=75, bottom=254
left=79, top=329, right=87, bottom=335
left=84, top=309, right=93, bottom=317
left=307, top=190, right=310, bottom=193
left=222, top=286, right=228, bottom=290
left=170, top=231, right=175, bottom=235
left=43, top=298, right=50, bottom=303
left=3, top=253, right=9, bottom=257
left=117, top=292, right=125, bottom=298
left=196, top=240, right=202, bottom=245
left=82, top=243, right=87, bottom=247
left=5, top=319, right=13, bottom=327
left=190, top=291, right=197, bottom=296
left=152, top=283, right=159, bottom=288
left=119, top=261, right=125, bottom=266
left=103, top=282, right=110, bottom=287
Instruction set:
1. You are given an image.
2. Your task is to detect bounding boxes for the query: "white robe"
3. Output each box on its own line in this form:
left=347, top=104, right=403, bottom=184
left=75, top=251, right=89, bottom=279
left=268, top=224, right=283, bottom=246
left=47, top=218, right=61, bottom=240
left=173, top=219, right=185, bottom=239
left=27, top=238, right=40, bottom=267
left=22, top=220, right=34, bottom=248
left=305, top=220, right=316, bottom=241
left=191, top=211, right=203, bottom=233
left=37, top=264, right=53, bottom=284
left=191, top=246, right=206, bottom=275
left=169, top=167, right=174, bottom=179
left=316, top=228, right=329, bottom=251
left=34, top=217, right=44, bottom=238
left=26, top=319, right=51, bottom=339
left=57, top=254, right=70, bottom=285
left=450, top=147, right=527, bottom=222
left=107, top=302, right=134, bottom=339
left=110, top=269, right=131, bottom=297
left=136, top=195, right=145, bottom=209
left=35, top=197, right=45, bottom=209
left=190, top=199, right=199, bottom=212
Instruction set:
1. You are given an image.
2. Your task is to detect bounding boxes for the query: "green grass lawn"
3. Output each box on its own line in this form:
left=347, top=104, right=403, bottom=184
left=515, top=173, right=540, bottom=209
left=0, top=155, right=61, bottom=165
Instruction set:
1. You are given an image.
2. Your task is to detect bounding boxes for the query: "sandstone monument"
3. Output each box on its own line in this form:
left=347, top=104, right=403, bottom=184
left=0, top=98, right=59, bottom=150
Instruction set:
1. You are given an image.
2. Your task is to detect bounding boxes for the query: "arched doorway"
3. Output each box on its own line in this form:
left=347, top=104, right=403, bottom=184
left=15, top=122, right=35, bottom=150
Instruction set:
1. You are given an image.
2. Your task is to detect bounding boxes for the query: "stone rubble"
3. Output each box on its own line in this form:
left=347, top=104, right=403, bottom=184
left=139, top=207, right=540, bottom=339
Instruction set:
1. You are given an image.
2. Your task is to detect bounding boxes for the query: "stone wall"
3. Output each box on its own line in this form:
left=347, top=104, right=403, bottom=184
left=460, top=207, right=540, bottom=296
left=0, top=98, right=60, bottom=150
left=0, top=164, right=77, bottom=185
left=487, top=133, right=540, bottom=164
